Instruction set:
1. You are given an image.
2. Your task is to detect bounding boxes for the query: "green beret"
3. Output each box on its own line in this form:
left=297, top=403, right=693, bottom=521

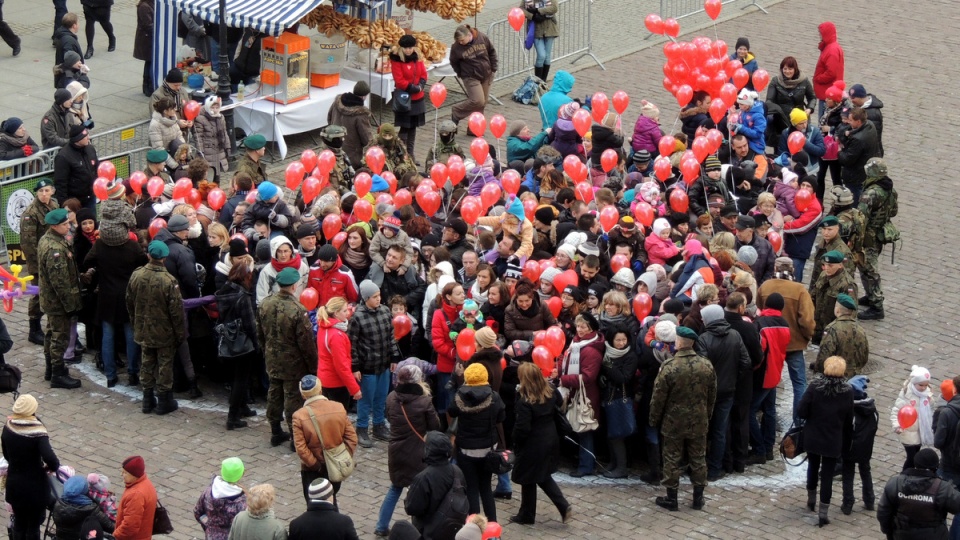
left=676, top=326, right=699, bottom=340
left=276, top=267, right=300, bottom=287
left=821, top=250, right=845, bottom=264
left=242, top=133, right=267, bottom=150
left=819, top=215, right=840, bottom=228
left=43, top=208, right=68, bottom=225
left=836, top=293, right=856, bottom=311
left=34, top=179, right=54, bottom=192
left=147, top=240, right=169, bottom=259
left=146, top=148, right=169, bottom=164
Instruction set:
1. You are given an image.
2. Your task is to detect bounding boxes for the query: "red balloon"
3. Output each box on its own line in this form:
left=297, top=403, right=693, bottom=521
left=545, top=326, right=566, bottom=358
left=365, top=146, right=386, bottom=175
left=563, top=154, right=583, bottom=180
left=600, top=148, right=618, bottom=173
left=532, top=346, right=555, bottom=377
left=657, top=136, right=676, bottom=159
left=97, top=161, right=116, bottom=181
left=322, top=214, right=342, bottom=240
left=692, top=136, right=710, bottom=162
left=354, top=199, right=374, bottom=222
left=419, top=191, right=441, bottom=217
left=489, top=114, right=507, bottom=139
left=285, top=161, right=305, bottom=191
left=706, top=128, right=724, bottom=153
left=574, top=182, right=593, bottom=203
left=173, top=178, right=192, bottom=200
left=501, top=169, right=521, bottom=195
left=480, top=182, right=501, bottom=208
left=553, top=270, right=579, bottom=296
left=331, top=231, right=348, bottom=250
left=456, top=328, right=476, bottom=360
left=709, top=99, right=727, bottom=124
left=654, top=156, right=672, bottom=182
left=675, top=84, right=693, bottom=107
left=767, top=230, right=782, bottom=252
left=523, top=198, right=537, bottom=222
left=632, top=293, right=653, bottom=321
left=644, top=13, right=663, bottom=35
left=381, top=171, right=398, bottom=194
left=460, top=197, right=482, bottom=225
left=468, top=112, right=486, bottom=137
left=393, top=314, right=412, bottom=340
left=187, top=188, right=202, bottom=209
left=669, top=189, right=689, bottom=213
left=720, top=83, right=738, bottom=106
left=591, top=92, right=609, bottom=122
left=507, top=7, right=525, bottom=31
left=704, top=0, right=721, bottom=19
left=129, top=171, right=146, bottom=195
left=148, top=218, right=167, bottom=239
left=301, top=177, right=321, bottom=204
left=354, top=172, right=373, bottom=197
left=183, top=101, right=200, bottom=121
left=429, top=83, right=447, bottom=108
left=663, top=17, right=680, bottom=38
left=681, top=158, right=701, bottom=183
left=416, top=179, right=437, bottom=196
left=752, top=69, right=771, bottom=92
left=300, top=149, right=318, bottom=172
left=146, top=176, right=164, bottom=198
left=599, top=205, right=619, bottom=232
left=787, top=131, right=807, bottom=155
left=93, top=177, right=110, bottom=201
left=898, top=405, right=918, bottom=429
left=546, top=296, right=562, bottom=319
left=713, top=39, right=728, bottom=58
left=663, top=41, right=682, bottom=62
left=204, top=187, right=224, bottom=211
left=394, top=188, right=412, bottom=207
left=572, top=109, right=592, bottom=137
left=300, top=288, right=319, bottom=311
left=245, top=190, right=258, bottom=204
left=533, top=331, right=547, bottom=349
left=726, top=59, right=743, bottom=76
left=633, top=201, right=655, bottom=228
left=523, top=260, right=542, bottom=283
left=317, top=150, right=336, bottom=175
left=612, top=90, right=629, bottom=115
left=732, top=68, right=750, bottom=90
left=794, top=188, right=813, bottom=212
left=376, top=193, right=394, bottom=207
left=470, top=137, right=489, bottom=164
left=610, top=254, right=630, bottom=274
left=447, top=160, right=466, bottom=185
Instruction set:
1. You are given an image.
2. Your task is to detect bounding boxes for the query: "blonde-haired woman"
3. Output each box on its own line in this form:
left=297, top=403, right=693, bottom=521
left=798, top=355, right=854, bottom=527
left=227, top=484, right=287, bottom=540
left=751, top=192, right=785, bottom=234
left=316, top=297, right=361, bottom=409
left=510, top=362, right=571, bottom=525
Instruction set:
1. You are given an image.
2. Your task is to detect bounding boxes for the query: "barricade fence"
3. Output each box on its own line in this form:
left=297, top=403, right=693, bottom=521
left=660, top=0, right=767, bottom=21
left=489, top=0, right=604, bottom=84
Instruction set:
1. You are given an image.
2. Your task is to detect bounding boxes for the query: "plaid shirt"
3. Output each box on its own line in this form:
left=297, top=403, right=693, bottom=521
left=348, top=303, right=399, bottom=375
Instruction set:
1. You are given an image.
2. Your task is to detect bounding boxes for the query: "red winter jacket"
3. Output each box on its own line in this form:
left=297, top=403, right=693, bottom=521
left=317, top=319, right=361, bottom=395
left=391, top=53, right=428, bottom=101
left=431, top=300, right=460, bottom=374
left=813, top=22, right=844, bottom=99
left=782, top=196, right=822, bottom=234
left=308, top=256, right=359, bottom=306
left=755, top=308, right=790, bottom=389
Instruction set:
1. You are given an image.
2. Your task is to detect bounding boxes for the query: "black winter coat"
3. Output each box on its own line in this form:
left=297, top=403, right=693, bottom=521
left=934, top=399, right=960, bottom=474
left=461, top=348, right=503, bottom=393
left=735, top=235, right=776, bottom=284
left=590, top=124, right=623, bottom=169
left=1, top=420, right=60, bottom=513
left=447, top=385, right=505, bottom=451
left=599, top=346, right=638, bottom=403
left=54, top=28, right=82, bottom=66
left=84, top=238, right=147, bottom=325
left=215, top=281, right=259, bottom=351
left=288, top=501, right=359, bottom=540
left=153, top=228, right=200, bottom=298
left=845, top=396, right=878, bottom=462
left=52, top=500, right=115, bottom=540
left=512, top=390, right=562, bottom=485
left=405, top=432, right=466, bottom=540
left=837, top=121, right=880, bottom=186
left=386, top=383, right=441, bottom=488
left=723, top=310, right=763, bottom=369
left=797, top=374, right=853, bottom=458
left=696, top=319, right=750, bottom=396
left=877, top=468, right=960, bottom=540
left=54, top=142, right=99, bottom=205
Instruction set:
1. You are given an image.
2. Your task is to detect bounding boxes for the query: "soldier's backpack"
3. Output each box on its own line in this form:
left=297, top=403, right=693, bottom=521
left=876, top=186, right=901, bottom=262
left=513, top=75, right=546, bottom=105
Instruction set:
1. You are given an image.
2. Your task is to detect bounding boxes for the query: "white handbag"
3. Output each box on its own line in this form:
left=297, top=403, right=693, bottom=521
left=566, top=375, right=598, bottom=433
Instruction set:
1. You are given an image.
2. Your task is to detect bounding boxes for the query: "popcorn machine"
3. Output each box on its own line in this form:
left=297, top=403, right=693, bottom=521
left=260, top=33, right=310, bottom=105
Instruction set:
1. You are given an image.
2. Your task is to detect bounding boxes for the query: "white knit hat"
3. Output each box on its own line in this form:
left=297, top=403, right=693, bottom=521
left=655, top=320, right=677, bottom=342
left=652, top=218, right=670, bottom=236
left=611, top=268, right=635, bottom=288
left=910, top=365, right=931, bottom=385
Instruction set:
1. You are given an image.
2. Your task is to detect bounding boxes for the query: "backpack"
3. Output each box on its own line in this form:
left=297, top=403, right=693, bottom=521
left=425, top=471, right=469, bottom=540
left=0, top=362, right=22, bottom=398
left=512, top=75, right=546, bottom=106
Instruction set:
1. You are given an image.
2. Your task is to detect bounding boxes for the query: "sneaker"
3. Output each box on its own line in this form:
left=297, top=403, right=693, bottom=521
left=357, top=427, right=374, bottom=448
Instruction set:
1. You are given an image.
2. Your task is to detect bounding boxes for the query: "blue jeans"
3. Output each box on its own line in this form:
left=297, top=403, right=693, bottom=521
left=375, top=484, right=403, bottom=532
left=101, top=321, right=139, bottom=381
left=435, top=372, right=453, bottom=415
left=577, top=431, right=595, bottom=474
left=785, top=351, right=807, bottom=421
left=748, top=387, right=777, bottom=455
left=533, top=37, right=555, bottom=68
left=939, top=470, right=960, bottom=539
left=357, top=371, right=390, bottom=429
left=818, top=99, right=826, bottom=119
left=495, top=472, right=512, bottom=495
left=790, top=257, right=807, bottom=283
left=707, top=393, right=735, bottom=474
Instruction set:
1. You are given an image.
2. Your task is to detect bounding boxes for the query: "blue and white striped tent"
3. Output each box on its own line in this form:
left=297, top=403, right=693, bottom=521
left=152, top=0, right=326, bottom=87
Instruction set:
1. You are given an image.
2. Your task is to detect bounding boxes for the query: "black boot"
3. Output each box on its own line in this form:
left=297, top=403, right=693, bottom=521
left=533, top=65, right=543, bottom=80
left=807, top=489, right=817, bottom=511
left=603, top=439, right=628, bottom=478
left=859, top=307, right=884, bottom=320
left=155, top=391, right=179, bottom=415
left=44, top=353, right=52, bottom=381
left=240, top=404, right=258, bottom=418
left=84, top=46, right=94, bottom=60
left=107, top=34, right=116, bottom=52
left=226, top=407, right=248, bottom=430
left=639, top=442, right=662, bottom=484
left=50, top=367, right=81, bottom=389
left=655, top=488, right=678, bottom=511
left=28, top=319, right=44, bottom=345
left=863, top=478, right=875, bottom=510
left=270, top=422, right=291, bottom=446
left=692, top=486, right=705, bottom=510
left=541, top=64, right=551, bottom=81
left=187, top=378, right=203, bottom=399
left=142, top=389, right=157, bottom=414
left=818, top=502, right=830, bottom=527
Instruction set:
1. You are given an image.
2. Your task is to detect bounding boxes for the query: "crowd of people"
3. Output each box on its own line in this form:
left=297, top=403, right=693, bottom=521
left=4, top=3, right=960, bottom=539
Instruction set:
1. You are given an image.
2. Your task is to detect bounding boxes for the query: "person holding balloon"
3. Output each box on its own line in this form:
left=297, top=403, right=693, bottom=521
left=431, top=281, right=467, bottom=421
left=730, top=38, right=759, bottom=91
left=891, top=365, right=936, bottom=471
left=775, top=109, right=825, bottom=177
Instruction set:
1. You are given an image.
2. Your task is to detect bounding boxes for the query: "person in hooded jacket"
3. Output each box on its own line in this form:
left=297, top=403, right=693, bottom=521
left=849, top=83, right=883, bottom=157
left=841, top=375, right=878, bottom=515
left=589, top=113, right=624, bottom=186
left=405, top=431, right=467, bottom=540
left=506, top=120, right=548, bottom=164
left=53, top=475, right=116, bottom=540
left=194, top=458, right=247, bottom=540
left=548, top=102, right=582, bottom=158
left=375, top=365, right=440, bottom=536
left=447, top=363, right=506, bottom=523
left=813, top=22, right=844, bottom=116
left=878, top=448, right=960, bottom=540
left=256, top=235, right=309, bottom=305
left=538, top=70, right=574, bottom=130
left=503, top=278, right=557, bottom=343
left=730, top=90, right=766, bottom=155
left=194, top=95, right=230, bottom=179
left=558, top=313, right=604, bottom=477
left=328, top=81, right=373, bottom=167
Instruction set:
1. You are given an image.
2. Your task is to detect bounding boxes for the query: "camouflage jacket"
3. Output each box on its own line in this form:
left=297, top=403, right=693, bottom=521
left=649, top=348, right=716, bottom=436
left=125, top=262, right=185, bottom=348
left=812, top=270, right=858, bottom=333
left=256, top=290, right=317, bottom=380
left=425, top=140, right=466, bottom=170
left=19, top=197, right=59, bottom=268
left=834, top=207, right=865, bottom=257
left=808, top=236, right=855, bottom=292
left=815, top=314, right=869, bottom=378
left=858, top=176, right=896, bottom=247
left=37, top=230, right=82, bottom=315
left=236, top=154, right=267, bottom=186
left=366, top=138, right=417, bottom=180
left=320, top=144, right=356, bottom=191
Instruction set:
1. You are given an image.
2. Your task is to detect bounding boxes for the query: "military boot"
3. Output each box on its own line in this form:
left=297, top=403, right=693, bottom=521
left=28, top=318, right=44, bottom=345
left=270, top=422, right=291, bottom=446
left=155, top=391, right=179, bottom=415
left=50, top=367, right=81, bottom=389
left=691, top=486, right=705, bottom=510
left=859, top=307, right=884, bottom=320
left=44, top=353, right=52, bottom=381
left=142, top=389, right=157, bottom=414
left=655, top=488, right=678, bottom=511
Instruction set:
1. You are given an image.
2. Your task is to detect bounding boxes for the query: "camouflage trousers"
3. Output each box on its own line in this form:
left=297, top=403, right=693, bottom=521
left=857, top=246, right=884, bottom=309
left=661, top=431, right=708, bottom=489
left=43, top=314, right=70, bottom=370
left=141, top=346, right=176, bottom=393
left=267, top=378, right=304, bottom=428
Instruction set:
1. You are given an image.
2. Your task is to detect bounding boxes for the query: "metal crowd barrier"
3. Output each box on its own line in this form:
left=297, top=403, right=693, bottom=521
left=489, top=0, right=605, bottom=85
left=660, top=0, right=767, bottom=20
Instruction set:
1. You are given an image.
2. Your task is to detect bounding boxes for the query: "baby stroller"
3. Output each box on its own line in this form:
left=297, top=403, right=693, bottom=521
left=41, top=468, right=67, bottom=540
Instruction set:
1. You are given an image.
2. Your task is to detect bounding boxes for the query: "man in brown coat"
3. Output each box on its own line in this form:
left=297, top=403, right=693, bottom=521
left=327, top=81, right=373, bottom=168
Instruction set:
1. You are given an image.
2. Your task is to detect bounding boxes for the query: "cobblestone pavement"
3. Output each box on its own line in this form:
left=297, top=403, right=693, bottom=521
left=2, top=0, right=958, bottom=538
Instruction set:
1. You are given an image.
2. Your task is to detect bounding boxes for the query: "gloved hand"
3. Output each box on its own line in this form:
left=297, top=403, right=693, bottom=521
left=651, top=340, right=665, bottom=351
left=82, top=120, right=95, bottom=130
left=268, top=210, right=277, bottom=221
left=408, top=84, right=421, bottom=94
left=731, top=124, right=742, bottom=134
left=448, top=331, right=459, bottom=341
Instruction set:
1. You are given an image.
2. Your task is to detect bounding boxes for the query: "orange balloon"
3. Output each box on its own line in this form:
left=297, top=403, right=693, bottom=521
left=300, top=288, right=319, bottom=311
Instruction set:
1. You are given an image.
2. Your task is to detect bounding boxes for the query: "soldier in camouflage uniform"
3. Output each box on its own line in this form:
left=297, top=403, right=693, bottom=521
left=649, top=326, right=717, bottom=511
left=814, top=294, right=869, bottom=378
left=37, top=208, right=83, bottom=389
left=126, top=240, right=185, bottom=415
left=425, top=120, right=466, bottom=170
left=856, top=158, right=896, bottom=320
left=808, top=216, right=855, bottom=288
left=19, top=179, right=59, bottom=345
left=829, top=186, right=865, bottom=264
left=236, top=134, right=268, bottom=186
left=365, top=123, right=417, bottom=180
left=257, top=267, right=318, bottom=448
left=811, top=250, right=858, bottom=344
left=318, top=124, right=356, bottom=190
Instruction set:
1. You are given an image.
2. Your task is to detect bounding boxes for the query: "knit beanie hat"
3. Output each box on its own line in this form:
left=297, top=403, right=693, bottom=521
left=220, top=457, right=244, bottom=483
left=556, top=244, right=576, bottom=261
left=353, top=80, right=370, bottom=97
left=12, top=394, right=38, bottom=417
left=317, top=245, right=338, bottom=262
left=2, top=117, right=22, bottom=135
left=652, top=218, right=670, bottom=236
left=735, top=37, right=750, bottom=51
left=359, top=280, right=380, bottom=301
left=464, top=363, right=489, bottom=386
left=701, top=304, right=725, bottom=325
left=910, top=365, right=931, bottom=386
left=764, top=292, right=785, bottom=311
left=55, top=88, right=73, bottom=106
left=825, top=85, right=843, bottom=102
left=640, top=100, right=660, bottom=119
left=308, top=478, right=334, bottom=501
left=737, top=245, right=758, bottom=266
left=257, top=181, right=279, bottom=201
left=654, top=320, right=677, bottom=343
left=737, top=89, right=757, bottom=108
left=540, top=267, right=561, bottom=285
left=69, top=125, right=88, bottom=144
left=300, top=374, right=322, bottom=399
left=107, top=181, right=125, bottom=200
left=397, top=364, right=423, bottom=385
left=475, top=327, right=497, bottom=349
left=506, top=196, right=525, bottom=221
left=559, top=101, right=580, bottom=120
left=165, top=68, right=184, bottom=83
left=122, top=456, right=145, bottom=478
left=789, top=108, right=808, bottom=126
left=914, top=448, right=939, bottom=471
left=704, top=155, right=722, bottom=171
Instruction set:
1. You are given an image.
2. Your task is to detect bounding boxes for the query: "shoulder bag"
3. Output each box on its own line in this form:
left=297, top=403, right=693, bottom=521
left=566, top=376, right=599, bottom=433
left=602, top=385, right=636, bottom=439
left=779, top=420, right=806, bottom=465
left=153, top=500, right=174, bottom=535
left=392, top=89, right=411, bottom=114
left=822, top=133, right=839, bottom=160
left=307, top=407, right=355, bottom=482
left=215, top=296, right=255, bottom=358
left=399, top=402, right=425, bottom=442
